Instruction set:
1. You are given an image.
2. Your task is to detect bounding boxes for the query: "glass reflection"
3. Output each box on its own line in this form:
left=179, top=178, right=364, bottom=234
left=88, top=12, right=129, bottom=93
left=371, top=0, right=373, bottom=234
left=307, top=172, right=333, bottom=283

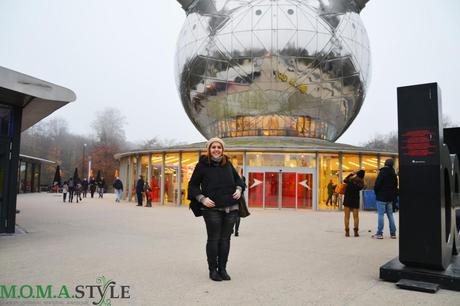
left=131, top=157, right=137, bottom=201
left=176, top=0, right=370, bottom=141
left=150, top=154, right=162, bottom=203
left=181, top=152, right=198, bottom=205
left=361, top=155, right=378, bottom=190
left=318, top=154, right=339, bottom=210
left=247, top=153, right=315, bottom=167
left=165, top=153, right=179, bottom=204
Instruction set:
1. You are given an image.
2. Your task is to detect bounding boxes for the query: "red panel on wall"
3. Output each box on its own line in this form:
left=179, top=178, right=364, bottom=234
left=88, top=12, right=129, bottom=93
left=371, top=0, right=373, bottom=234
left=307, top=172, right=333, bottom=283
left=248, top=172, right=263, bottom=207
left=282, top=172, right=296, bottom=208
left=265, top=172, right=279, bottom=208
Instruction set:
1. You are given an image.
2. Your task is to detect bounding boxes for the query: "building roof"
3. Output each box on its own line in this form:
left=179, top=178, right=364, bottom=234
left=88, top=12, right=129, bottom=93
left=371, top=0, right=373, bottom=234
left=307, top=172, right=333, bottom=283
left=114, top=136, right=397, bottom=159
left=0, top=66, right=76, bottom=131
left=19, top=154, right=55, bottom=164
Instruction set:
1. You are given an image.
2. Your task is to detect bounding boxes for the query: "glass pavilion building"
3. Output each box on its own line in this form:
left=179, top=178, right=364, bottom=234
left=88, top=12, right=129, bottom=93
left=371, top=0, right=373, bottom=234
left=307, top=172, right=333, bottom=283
left=115, top=137, right=397, bottom=211
left=115, top=0, right=398, bottom=211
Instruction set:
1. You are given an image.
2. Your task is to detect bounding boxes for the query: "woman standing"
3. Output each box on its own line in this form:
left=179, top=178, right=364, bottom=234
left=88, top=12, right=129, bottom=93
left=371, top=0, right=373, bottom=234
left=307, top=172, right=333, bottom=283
left=188, top=137, right=245, bottom=281
left=343, top=170, right=365, bottom=237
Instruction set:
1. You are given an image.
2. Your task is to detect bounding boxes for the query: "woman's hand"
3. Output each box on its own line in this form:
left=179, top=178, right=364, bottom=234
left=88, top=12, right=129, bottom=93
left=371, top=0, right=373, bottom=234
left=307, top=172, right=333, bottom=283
left=201, top=197, right=215, bottom=208
left=233, top=189, right=242, bottom=200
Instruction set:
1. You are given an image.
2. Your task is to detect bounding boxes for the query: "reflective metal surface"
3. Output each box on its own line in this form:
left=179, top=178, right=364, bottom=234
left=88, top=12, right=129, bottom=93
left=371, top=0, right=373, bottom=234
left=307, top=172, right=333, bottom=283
left=175, top=0, right=371, bottom=141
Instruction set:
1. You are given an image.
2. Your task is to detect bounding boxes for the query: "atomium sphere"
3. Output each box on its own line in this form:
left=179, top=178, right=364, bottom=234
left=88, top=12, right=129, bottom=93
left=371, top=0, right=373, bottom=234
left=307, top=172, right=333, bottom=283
left=175, top=0, right=371, bottom=141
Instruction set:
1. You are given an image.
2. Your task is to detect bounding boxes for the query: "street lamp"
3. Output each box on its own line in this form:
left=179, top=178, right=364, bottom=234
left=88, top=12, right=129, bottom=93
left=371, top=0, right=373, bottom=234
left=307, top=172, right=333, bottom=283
left=82, top=143, right=87, bottom=179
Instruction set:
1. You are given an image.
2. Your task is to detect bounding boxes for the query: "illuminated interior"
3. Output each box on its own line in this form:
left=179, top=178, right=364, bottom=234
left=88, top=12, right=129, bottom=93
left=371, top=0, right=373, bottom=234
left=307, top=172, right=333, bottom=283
left=119, top=150, right=397, bottom=211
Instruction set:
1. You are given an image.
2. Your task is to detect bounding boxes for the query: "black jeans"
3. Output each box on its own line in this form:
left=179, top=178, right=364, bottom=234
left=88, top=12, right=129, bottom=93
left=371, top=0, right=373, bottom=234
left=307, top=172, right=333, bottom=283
left=136, top=192, right=143, bottom=206
left=202, top=209, right=238, bottom=270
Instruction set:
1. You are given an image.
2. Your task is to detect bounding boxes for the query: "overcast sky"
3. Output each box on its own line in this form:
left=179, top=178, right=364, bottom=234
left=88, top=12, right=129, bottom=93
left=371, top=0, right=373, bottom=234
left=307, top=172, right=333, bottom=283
left=0, top=0, right=459, bottom=146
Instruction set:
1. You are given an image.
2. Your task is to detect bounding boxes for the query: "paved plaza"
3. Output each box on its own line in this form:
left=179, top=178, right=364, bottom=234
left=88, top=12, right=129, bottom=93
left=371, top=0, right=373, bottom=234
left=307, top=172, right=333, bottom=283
left=1, top=193, right=459, bottom=305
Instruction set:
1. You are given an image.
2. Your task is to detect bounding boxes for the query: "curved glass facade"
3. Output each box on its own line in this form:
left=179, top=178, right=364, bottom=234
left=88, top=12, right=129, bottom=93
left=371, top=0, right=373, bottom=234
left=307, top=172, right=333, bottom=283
left=117, top=148, right=397, bottom=211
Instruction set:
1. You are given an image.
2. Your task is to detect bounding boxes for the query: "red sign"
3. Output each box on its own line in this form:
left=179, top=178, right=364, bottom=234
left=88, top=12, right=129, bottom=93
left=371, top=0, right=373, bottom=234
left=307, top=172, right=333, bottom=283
left=401, top=129, right=436, bottom=157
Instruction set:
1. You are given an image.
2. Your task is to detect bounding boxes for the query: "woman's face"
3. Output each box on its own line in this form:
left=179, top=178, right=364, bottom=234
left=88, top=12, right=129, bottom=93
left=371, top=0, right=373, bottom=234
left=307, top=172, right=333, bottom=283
left=209, top=142, right=223, bottom=158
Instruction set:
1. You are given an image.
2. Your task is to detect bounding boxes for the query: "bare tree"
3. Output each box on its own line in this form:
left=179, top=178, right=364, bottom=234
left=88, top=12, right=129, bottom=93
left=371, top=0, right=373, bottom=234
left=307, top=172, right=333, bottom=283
left=361, top=132, right=398, bottom=152
left=361, top=114, right=458, bottom=152
left=91, top=107, right=127, bottom=149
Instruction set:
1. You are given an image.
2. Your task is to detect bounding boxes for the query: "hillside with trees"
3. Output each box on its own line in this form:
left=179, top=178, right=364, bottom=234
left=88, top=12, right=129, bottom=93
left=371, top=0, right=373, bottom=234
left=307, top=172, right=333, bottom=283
left=20, top=107, right=182, bottom=191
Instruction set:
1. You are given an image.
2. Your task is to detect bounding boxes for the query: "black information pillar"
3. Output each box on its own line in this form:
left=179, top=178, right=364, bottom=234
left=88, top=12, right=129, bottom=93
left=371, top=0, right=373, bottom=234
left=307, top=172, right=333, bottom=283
left=397, top=83, right=454, bottom=270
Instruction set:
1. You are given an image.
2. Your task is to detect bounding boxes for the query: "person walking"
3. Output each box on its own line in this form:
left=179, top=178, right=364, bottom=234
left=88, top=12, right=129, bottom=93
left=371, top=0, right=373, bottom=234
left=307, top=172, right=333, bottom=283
left=62, top=181, right=69, bottom=203
left=82, top=178, right=88, bottom=198
left=325, top=179, right=335, bottom=206
left=136, top=175, right=145, bottom=206
left=98, top=177, right=106, bottom=198
left=343, top=170, right=365, bottom=237
left=68, top=178, right=75, bottom=203
left=113, top=177, right=124, bottom=203
left=234, top=175, right=247, bottom=237
left=373, top=159, right=398, bottom=239
left=89, top=177, right=96, bottom=198
left=188, top=137, right=245, bottom=281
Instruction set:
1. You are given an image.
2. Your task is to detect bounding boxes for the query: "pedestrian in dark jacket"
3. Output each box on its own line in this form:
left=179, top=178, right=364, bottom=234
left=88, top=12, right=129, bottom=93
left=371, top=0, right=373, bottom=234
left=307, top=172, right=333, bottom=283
left=135, top=175, right=145, bottom=206
left=81, top=178, right=89, bottom=198
left=68, top=178, right=75, bottom=203
left=343, top=170, right=365, bottom=237
left=98, top=177, right=106, bottom=198
left=89, top=177, right=96, bottom=198
left=373, top=159, right=398, bottom=239
left=113, top=177, right=124, bottom=203
left=188, top=137, right=245, bottom=282
left=234, top=176, right=247, bottom=237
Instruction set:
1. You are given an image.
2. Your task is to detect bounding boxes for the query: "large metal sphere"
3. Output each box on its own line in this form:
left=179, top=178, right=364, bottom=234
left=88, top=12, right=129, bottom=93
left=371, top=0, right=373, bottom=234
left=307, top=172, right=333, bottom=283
left=175, top=0, right=371, bottom=141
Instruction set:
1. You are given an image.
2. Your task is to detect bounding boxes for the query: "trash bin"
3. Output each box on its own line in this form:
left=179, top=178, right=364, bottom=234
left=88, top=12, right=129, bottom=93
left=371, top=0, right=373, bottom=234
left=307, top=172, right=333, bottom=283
left=363, top=190, right=377, bottom=210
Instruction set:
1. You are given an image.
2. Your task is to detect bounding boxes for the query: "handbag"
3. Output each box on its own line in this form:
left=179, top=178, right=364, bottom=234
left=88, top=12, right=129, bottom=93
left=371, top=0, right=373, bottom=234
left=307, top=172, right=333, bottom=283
left=225, top=162, right=250, bottom=218
left=189, top=199, right=203, bottom=217
left=238, top=194, right=250, bottom=218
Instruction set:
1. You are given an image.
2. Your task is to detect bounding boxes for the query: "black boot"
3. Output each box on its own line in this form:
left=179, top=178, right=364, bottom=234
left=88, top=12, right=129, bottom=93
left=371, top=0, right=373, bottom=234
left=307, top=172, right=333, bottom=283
left=209, top=269, right=222, bottom=281
left=218, top=268, right=231, bottom=281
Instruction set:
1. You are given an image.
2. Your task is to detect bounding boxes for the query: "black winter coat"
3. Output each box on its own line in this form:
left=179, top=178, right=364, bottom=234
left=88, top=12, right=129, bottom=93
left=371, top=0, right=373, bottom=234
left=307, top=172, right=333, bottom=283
left=343, top=174, right=364, bottom=209
left=136, top=179, right=144, bottom=193
left=374, top=166, right=398, bottom=202
left=188, top=156, right=245, bottom=208
left=113, top=179, right=123, bottom=191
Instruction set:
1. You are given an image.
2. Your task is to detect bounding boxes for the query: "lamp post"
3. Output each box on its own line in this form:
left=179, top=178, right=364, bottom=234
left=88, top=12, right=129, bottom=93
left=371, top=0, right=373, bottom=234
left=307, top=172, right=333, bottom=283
left=88, top=156, right=92, bottom=180
left=82, top=143, right=87, bottom=179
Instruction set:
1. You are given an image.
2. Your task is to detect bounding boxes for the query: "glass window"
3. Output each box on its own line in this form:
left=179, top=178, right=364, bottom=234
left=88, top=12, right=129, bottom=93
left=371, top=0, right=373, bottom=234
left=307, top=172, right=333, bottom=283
left=341, top=154, right=360, bottom=180
left=33, top=164, right=40, bottom=192
left=131, top=157, right=137, bottom=201
left=165, top=153, right=179, bottom=204
left=19, top=161, right=26, bottom=193
left=226, top=152, right=244, bottom=175
left=140, top=155, right=149, bottom=182
left=247, top=153, right=316, bottom=168
left=181, top=152, right=199, bottom=205
left=318, top=154, right=339, bottom=210
left=0, top=106, right=10, bottom=137
left=361, top=155, right=378, bottom=190
left=124, top=158, right=130, bottom=200
left=150, top=154, right=162, bottom=203
left=25, top=162, right=32, bottom=192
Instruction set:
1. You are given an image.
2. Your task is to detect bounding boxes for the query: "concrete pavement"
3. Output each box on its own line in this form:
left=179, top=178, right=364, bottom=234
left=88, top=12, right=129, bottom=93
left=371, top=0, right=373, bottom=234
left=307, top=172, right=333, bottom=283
left=1, top=193, right=459, bottom=305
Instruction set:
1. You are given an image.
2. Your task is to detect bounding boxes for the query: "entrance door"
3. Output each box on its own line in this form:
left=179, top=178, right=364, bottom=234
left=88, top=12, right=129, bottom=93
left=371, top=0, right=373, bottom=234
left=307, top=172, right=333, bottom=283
left=248, top=172, right=263, bottom=207
left=246, top=167, right=314, bottom=209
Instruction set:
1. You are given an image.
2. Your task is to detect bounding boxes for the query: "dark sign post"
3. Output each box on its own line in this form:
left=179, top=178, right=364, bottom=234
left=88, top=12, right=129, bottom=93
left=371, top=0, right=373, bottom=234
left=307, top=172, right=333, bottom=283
left=380, top=83, right=460, bottom=291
